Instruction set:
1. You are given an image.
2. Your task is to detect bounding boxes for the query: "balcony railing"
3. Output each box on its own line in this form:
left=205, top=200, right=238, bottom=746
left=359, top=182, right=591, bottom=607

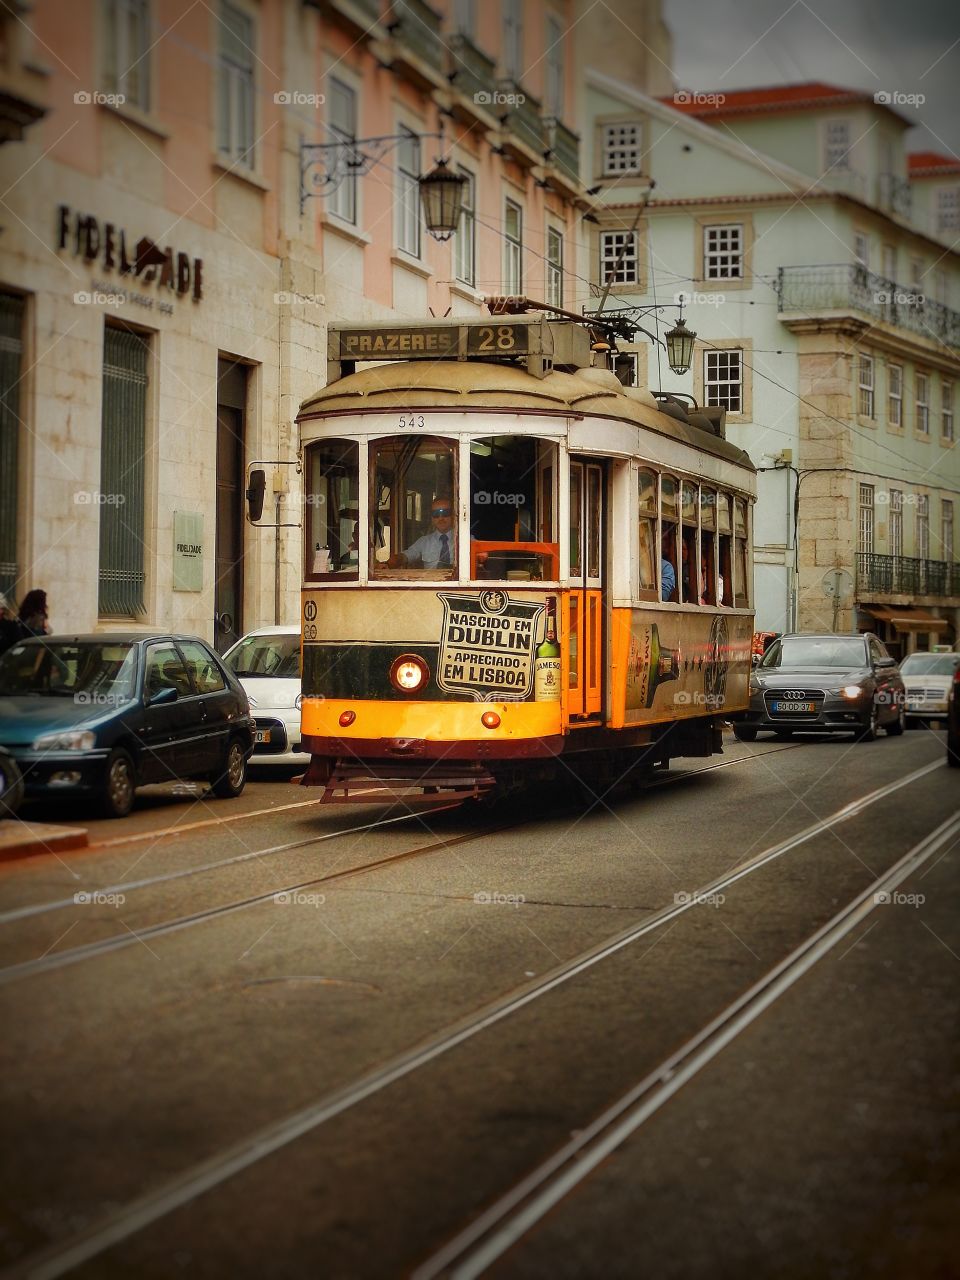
left=495, top=80, right=544, bottom=156
left=877, top=172, right=913, bottom=218
left=447, top=33, right=496, bottom=108
left=778, top=264, right=960, bottom=349
left=543, top=117, right=580, bottom=184
left=857, top=552, right=960, bottom=598
left=388, top=0, right=443, bottom=72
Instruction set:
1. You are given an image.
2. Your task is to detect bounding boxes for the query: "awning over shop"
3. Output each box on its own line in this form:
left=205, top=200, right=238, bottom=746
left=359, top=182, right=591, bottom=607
left=862, top=605, right=952, bottom=633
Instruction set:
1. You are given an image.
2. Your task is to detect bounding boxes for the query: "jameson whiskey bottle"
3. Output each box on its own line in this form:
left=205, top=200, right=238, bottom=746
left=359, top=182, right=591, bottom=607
left=628, top=623, right=681, bottom=709
left=534, top=597, right=562, bottom=702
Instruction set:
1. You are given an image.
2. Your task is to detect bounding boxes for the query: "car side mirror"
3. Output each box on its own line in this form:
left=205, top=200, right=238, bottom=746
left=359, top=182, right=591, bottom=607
left=876, top=656, right=896, bottom=669
left=752, top=654, right=761, bottom=667
left=148, top=685, right=178, bottom=706
left=246, top=469, right=266, bottom=522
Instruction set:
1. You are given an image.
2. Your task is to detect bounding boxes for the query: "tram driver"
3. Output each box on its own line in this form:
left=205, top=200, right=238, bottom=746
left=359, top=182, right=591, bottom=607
left=388, top=496, right=455, bottom=569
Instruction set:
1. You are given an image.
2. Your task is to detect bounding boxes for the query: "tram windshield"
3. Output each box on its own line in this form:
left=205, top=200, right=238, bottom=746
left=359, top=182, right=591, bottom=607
left=470, top=435, right=559, bottom=581
left=370, top=436, right=457, bottom=580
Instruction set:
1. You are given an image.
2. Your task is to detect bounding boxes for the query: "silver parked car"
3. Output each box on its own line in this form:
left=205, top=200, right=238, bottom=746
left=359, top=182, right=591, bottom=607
left=899, top=651, right=960, bottom=726
left=734, top=633, right=905, bottom=742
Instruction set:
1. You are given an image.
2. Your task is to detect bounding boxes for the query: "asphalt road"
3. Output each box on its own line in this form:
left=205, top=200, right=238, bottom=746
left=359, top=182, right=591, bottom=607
left=0, top=727, right=956, bottom=1279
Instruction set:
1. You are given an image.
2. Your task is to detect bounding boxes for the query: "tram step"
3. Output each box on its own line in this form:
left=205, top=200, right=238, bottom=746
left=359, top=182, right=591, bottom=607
left=320, top=760, right=497, bottom=805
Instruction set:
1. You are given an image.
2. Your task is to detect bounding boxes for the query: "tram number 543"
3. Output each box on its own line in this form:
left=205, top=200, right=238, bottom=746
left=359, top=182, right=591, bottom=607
left=398, top=413, right=426, bottom=428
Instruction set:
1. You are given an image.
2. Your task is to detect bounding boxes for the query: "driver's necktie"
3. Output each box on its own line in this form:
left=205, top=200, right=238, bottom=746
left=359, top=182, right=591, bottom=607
left=438, top=533, right=451, bottom=566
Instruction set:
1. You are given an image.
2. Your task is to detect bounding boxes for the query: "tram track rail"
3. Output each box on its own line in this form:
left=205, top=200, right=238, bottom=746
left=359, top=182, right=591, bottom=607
left=0, top=743, right=802, bottom=931
left=2, top=757, right=943, bottom=1280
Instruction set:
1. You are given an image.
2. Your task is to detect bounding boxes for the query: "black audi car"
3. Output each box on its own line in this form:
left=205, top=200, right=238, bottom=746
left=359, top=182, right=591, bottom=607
left=0, top=633, right=255, bottom=817
left=734, top=632, right=905, bottom=742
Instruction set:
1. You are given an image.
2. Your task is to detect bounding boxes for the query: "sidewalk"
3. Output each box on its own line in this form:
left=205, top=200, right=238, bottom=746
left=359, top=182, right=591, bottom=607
left=0, top=821, right=89, bottom=862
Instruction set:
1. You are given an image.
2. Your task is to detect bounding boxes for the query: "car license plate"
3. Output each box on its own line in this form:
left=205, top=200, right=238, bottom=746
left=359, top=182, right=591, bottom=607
left=254, top=729, right=272, bottom=744
left=772, top=700, right=815, bottom=713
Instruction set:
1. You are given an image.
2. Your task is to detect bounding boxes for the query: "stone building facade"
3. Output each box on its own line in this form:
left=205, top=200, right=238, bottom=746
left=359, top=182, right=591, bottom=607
left=0, top=0, right=588, bottom=646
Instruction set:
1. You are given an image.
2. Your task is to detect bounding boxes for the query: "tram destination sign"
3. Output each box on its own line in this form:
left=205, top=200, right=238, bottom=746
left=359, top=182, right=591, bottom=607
left=333, top=322, right=532, bottom=361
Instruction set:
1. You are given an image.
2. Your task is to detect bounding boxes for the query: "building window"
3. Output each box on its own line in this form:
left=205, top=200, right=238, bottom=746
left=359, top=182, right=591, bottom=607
left=503, top=0, right=522, bottom=80
left=937, top=186, right=960, bottom=234
left=546, top=226, right=563, bottom=308
left=99, top=326, right=148, bottom=617
left=704, top=349, right=743, bottom=413
left=328, top=79, right=358, bottom=224
left=943, top=379, right=955, bottom=441
left=916, top=371, right=930, bottom=433
left=823, top=119, right=851, bottom=170
left=217, top=2, right=255, bottom=167
left=545, top=14, right=564, bottom=118
left=858, top=354, right=875, bottom=417
left=889, top=490, right=903, bottom=556
left=916, top=495, right=929, bottom=560
left=942, top=500, right=955, bottom=562
left=934, top=270, right=948, bottom=305
left=503, top=198, right=523, bottom=295
left=602, top=121, right=642, bottom=174
left=887, top=362, right=903, bottom=426
left=103, top=0, right=150, bottom=111
left=703, top=224, right=743, bottom=279
left=0, top=293, right=24, bottom=599
left=858, top=483, right=875, bottom=554
left=454, top=166, right=475, bottom=287
left=881, top=244, right=896, bottom=281
left=599, top=229, right=638, bottom=285
left=615, top=351, right=638, bottom=387
left=853, top=232, right=869, bottom=267
left=396, top=126, right=421, bottom=257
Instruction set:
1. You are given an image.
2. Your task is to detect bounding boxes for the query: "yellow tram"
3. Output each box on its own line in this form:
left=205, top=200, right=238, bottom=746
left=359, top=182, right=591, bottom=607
left=290, top=316, right=756, bottom=804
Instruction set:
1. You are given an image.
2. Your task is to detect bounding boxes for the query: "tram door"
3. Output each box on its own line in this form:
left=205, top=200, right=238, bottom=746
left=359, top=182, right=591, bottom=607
left=568, top=458, right=604, bottom=719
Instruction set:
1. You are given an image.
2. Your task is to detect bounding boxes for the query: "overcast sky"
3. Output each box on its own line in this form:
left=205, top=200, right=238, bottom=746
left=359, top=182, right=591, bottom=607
left=663, top=0, right=959, bottom=156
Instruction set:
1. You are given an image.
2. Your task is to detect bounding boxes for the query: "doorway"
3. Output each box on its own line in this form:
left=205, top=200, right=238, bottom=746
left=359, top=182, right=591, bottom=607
left=567, top=457, right=604, bottom=719
left=215, top=359, right=247, bottom=652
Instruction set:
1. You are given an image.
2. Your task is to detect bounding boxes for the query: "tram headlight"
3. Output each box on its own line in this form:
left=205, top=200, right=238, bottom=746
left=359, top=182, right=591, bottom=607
left=389, top=654, right=429, bottom=694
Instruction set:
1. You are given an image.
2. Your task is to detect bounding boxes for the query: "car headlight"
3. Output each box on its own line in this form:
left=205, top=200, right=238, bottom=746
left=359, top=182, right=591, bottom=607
left=840, top=685, right=864, bottom=700
left=33, top=730, right=96, bottom=751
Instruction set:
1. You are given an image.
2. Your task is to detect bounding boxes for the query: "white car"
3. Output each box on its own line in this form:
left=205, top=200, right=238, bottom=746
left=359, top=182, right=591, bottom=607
left=900, top=651, right=960, bottom=726
left=222, top=626, right=307, bottom=766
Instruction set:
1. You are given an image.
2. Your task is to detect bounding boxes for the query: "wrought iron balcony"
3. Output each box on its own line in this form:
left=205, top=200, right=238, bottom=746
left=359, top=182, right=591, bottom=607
left=447, top=33, right=496, bottom=110
left=778, top=264, right=960, bottom=349
left=543, top=117, right=580, bottom=184
left=877, top=172, right=913, bottom=218
left=387, top=0, right=443, bottom=75
left=857, top=552, right=960, bottom=598
left=495, top=80, right=544, bottom=158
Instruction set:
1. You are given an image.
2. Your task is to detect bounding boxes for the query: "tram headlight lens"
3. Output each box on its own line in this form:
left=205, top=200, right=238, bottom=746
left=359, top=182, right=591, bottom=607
left=481, top=712, right=501, bottom=729
left=390, top=655, right=429, bottom=694
left=338, top=710, right=356, bottom=727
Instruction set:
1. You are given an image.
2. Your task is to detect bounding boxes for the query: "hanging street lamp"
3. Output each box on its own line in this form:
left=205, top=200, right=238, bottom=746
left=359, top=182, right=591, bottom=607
left=664, top=318, right=696, bottom=376
left=417, top=159, right=468, bottom=241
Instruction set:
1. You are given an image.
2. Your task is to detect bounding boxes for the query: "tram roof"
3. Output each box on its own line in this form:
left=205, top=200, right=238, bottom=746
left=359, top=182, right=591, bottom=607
left=297, top=360, right=755, bottom=471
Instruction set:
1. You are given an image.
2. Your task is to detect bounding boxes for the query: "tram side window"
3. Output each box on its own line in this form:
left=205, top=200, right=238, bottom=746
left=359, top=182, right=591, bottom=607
left=637, top=468, right=657, bottom=600
left=304, top=439, right=360, bottom=580
left=717, top=493, right=733, bottom=606
left=470, top=436, right=559, bottom=581
left=660, top=475, right=679, bottom=601
left=370, top=436, right=457, bottom=579
left=735, top=498, right=750, bottom=607
left=699, top=488, right=717, bottom=605
left=680, top=481, right=698, bottom=603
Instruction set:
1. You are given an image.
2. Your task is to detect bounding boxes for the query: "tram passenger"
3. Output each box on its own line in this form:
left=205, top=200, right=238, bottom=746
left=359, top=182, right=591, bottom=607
left=660, top=533, right=676, bottom=602
left=388, top=496, right=455, bottom=569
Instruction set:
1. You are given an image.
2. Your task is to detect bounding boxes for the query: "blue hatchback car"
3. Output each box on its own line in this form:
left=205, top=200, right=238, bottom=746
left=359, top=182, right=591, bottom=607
left=0, top=633, right=255, bottom=817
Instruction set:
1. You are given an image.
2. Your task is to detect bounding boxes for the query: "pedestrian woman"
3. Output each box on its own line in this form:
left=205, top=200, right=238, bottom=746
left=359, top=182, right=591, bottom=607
left=18, top=589, right=49, bottom=638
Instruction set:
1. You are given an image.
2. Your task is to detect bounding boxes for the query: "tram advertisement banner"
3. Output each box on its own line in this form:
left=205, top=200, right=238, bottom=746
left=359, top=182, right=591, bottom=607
left=623, top=611, right=753, bottom=720
left=437, top=590, right=544, bottom=702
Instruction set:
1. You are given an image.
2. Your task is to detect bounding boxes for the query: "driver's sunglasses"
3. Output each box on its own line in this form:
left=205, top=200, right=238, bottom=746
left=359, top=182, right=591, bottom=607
left=432, top=507, right=452, bottom=517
